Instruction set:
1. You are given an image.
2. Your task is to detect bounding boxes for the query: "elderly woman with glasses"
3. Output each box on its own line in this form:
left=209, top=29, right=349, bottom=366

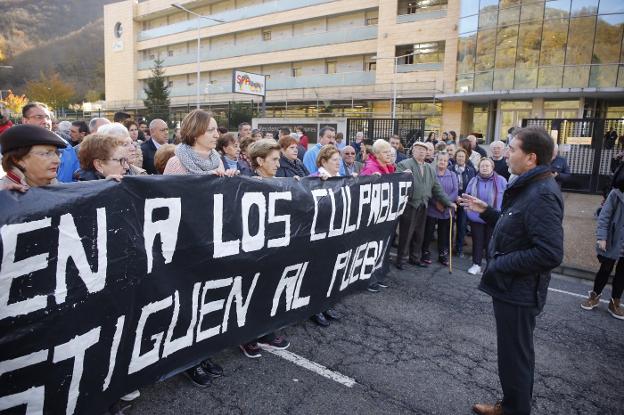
left=0, top=124, right=68, bottom=191
left=98, top=122, right=147, bottom=175
left=76, top=134, right=129, bottom=181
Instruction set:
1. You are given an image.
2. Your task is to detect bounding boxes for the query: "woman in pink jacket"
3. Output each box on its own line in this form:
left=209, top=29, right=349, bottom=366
left=360, top=139, right=396, bottom=293
left=359, top=139, right=396, bottom=176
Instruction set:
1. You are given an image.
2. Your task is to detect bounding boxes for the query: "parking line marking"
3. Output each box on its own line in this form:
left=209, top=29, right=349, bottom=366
left=266, top=349, right=357, bottom=388
left=549, top=287, right=609, bottom=304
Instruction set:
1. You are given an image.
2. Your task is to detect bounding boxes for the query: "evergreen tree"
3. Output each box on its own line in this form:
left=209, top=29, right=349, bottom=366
left=143, top=58, right=170, bottom=121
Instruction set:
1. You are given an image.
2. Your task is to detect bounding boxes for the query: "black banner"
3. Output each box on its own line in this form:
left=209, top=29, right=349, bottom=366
left=0, top=173, right=412, bottom=414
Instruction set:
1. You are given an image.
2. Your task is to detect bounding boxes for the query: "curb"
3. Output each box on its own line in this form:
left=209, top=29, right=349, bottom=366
left=555, top=264, right=595, bottom=281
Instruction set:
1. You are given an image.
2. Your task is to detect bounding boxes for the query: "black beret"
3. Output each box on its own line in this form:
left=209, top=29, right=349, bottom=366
left=0, top=124, right=67, bottom=154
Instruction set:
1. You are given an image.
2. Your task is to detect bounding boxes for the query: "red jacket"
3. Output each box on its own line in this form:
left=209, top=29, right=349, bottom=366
left=0, top=120, right=14, bottom=136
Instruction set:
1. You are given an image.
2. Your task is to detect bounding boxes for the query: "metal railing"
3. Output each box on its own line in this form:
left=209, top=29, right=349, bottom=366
left=396, top=8, right=447, bottom=24
left=138, top=0, right=335, bottom=41
left=138, top=25, right=377, bottom=70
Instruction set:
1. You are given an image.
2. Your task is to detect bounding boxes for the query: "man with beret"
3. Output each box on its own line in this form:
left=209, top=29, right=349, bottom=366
left=395, top=141, right=456, bottom=269
left=21, top=102, right=79, bottom=183
left=1, top=124, right=67, bottom=191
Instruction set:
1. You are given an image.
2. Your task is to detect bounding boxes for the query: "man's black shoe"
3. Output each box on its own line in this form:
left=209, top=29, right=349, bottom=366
left=394, top=261, right=404, bottom=270
left=185, top=364, right=213, bottom=387
left=201, top=358, right=223, bottom=378
left=367, top=283, right=380, bottom=293
left=377, top=281, right=389, bottom=288
left=416, top=261, right=429, bottom=268
left=323, top=309, right=340, bottom=320
left=311, top=312, right=330, bottom=327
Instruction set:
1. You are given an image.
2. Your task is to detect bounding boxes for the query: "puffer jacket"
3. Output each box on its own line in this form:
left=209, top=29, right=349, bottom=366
left=596, top=188, right=624, bottom=260
left=478, top=165, right=564, bottom=311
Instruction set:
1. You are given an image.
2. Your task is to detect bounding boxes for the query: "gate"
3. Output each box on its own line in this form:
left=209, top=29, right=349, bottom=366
left=346, top=118, right=425, bottom=149
left=522, top=118, right=624, bottom=194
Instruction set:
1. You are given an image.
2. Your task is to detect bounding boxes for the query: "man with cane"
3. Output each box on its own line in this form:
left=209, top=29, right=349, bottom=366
left=458, top=127, right=564, bottom=415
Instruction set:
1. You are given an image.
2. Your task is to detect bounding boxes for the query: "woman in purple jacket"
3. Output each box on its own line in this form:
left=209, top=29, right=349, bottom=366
left=465, top=158, right=507, bottom=275
left=421, top=152, right=458, bottom=266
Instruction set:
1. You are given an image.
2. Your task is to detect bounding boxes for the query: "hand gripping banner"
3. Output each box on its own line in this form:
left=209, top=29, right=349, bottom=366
left=0, top=173, right=412, bottom=414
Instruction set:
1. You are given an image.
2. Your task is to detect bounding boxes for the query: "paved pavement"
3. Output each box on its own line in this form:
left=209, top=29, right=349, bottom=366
left=126, top=255, right=624, bottom=415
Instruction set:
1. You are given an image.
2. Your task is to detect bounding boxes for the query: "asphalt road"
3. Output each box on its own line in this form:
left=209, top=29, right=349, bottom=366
left=125, top=256, right=624, bottom=415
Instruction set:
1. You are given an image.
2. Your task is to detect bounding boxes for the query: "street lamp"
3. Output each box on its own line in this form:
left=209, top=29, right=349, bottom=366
left=171, top=3, right=226, bottom=109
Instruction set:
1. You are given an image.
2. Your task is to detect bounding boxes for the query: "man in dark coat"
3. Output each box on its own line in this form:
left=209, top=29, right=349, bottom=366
left=550, top=143, right=571, bottom=187
left=459, top=126, right=564, bottom=415
left=141, top=119, right=169, bottom=174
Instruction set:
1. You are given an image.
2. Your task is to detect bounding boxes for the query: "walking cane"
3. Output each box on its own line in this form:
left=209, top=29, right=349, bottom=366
left=448, top=207, right=453, bottom=274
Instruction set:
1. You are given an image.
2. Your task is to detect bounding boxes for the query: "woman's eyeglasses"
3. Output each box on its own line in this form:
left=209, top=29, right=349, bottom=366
left=108, top=157, right=129, bottom=166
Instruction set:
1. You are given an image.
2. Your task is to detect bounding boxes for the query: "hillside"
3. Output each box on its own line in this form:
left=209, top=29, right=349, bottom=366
left=0, top=0, right=116, bottom=100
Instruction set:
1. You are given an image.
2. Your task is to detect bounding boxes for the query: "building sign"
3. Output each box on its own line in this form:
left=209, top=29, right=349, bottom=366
left=232, top=70, right=266, bottom=97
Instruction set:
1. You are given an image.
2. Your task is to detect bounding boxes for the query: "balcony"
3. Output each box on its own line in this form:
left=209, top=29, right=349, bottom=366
left=144, top=71, right=376, bottom=99
left=138, top=25, right=378, bottom=70
left=396, top=9, right=447, bottom=24
left=397, top=63, right=443, bottom=73
left=267, top=71, right=376, bottom=90
left=138, top=0, right=336, bottom=41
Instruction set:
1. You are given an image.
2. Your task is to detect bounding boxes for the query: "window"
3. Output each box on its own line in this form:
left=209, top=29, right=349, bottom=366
left=326, top=61, right=337, bottom=74
left=167, top=50, right=174, bottom=57
left=457, top=33, right=476, bottom=74
left=149, top=54, right=155, bottom=60
left=565, top=16, right=596, bottom=65
left=516, top=22, right=542, bottom=68
left=262, top=30, right=271, bottom=41
left=396, top=41, right=446, bottom=65
left=539, top=18, right=568, bottom=66
left=292, top=66, right=302, bottom=77
left=398, top=0, right=447, bottom=15
left=367, top=62, right=377, bottom=71
left=167, top=81, right=174, bottom=88
left=366, top=17, right=379, bottom=25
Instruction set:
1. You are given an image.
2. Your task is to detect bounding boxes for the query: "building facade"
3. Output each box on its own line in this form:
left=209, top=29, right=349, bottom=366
left=104, top=0, right=624, bottom=140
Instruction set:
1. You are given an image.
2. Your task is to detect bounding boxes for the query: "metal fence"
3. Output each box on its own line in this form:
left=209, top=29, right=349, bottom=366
left=522, top=118, right=624, bottom=194
left=346, top=118, right=426, bottom=149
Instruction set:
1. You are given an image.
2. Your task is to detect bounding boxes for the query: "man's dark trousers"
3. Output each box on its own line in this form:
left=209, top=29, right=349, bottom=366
left=396, top=204, right=427, bottom=263
left=493, top=299, right=540, bottom=415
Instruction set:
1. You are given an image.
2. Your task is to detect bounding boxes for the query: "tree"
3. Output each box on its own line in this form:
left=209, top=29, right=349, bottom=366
left=143, top=58, right=170, bottom=121
left=84, top=89, right=103, bottom=103
left=24, top=72, right=75, bottom=110
left=1, top=90, right=29, bottom=116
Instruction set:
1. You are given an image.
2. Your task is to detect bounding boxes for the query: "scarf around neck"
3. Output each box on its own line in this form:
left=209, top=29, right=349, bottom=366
left=175, top=143, right=221, bottom=175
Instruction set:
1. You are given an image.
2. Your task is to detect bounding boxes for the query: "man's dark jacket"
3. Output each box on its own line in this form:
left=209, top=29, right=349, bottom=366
left=141, top=139, right=158, bottom=175
left=478, top=165, right=564, bottom=312
left=550, top=155, right=571, bottom=186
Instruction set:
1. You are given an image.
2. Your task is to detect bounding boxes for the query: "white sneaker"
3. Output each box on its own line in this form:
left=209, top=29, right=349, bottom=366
left=467, top=264, right=481, bottom=275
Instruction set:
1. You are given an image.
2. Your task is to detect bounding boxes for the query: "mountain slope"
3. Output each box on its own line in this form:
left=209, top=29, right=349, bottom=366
left=0, top=0, right=115, bottom=99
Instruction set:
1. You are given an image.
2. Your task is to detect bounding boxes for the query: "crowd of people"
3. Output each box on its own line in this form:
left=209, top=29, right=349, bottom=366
left=1, top=102, right=621, bottom=415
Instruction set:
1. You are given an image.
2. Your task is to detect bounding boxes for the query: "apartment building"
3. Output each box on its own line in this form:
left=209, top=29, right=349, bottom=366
left=104, top=0, right=624, bottom=140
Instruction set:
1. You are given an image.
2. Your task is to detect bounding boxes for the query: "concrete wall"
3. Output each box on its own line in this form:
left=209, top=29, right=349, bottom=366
left=561, top=193, right=601, bottom=274
left=104, top=1, right=138, bottom=104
